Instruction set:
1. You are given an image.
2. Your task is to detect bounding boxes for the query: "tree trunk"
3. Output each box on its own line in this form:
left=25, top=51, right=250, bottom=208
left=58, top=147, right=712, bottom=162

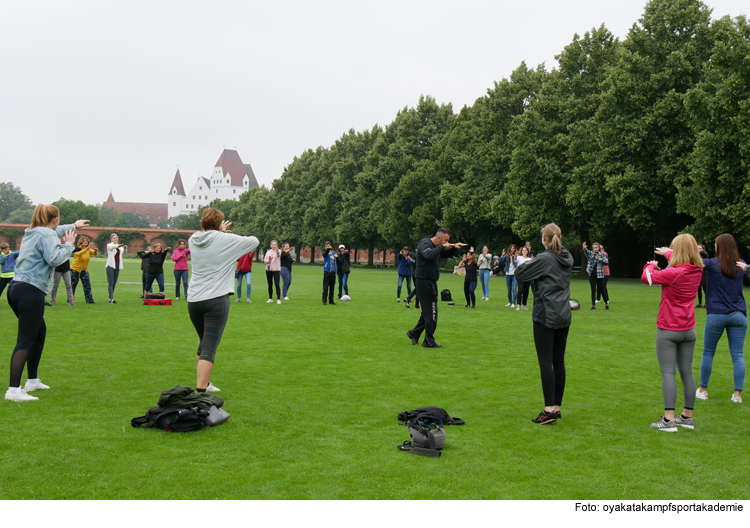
left=368, top=242, right=374, bottom=266
left=310, top=246, right=317, bottom=264
left=382, top=248, right=387, bottom=267
left=354, top=248, right=358, bottom=265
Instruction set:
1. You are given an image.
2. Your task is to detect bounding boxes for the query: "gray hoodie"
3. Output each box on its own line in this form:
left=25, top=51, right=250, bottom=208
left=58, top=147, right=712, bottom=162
left=514, top=247, right=574, bottom=329
left=188, top=230, right=259, bottom=303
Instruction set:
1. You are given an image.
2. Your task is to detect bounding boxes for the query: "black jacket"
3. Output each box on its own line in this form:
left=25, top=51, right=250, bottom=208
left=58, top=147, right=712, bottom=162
left=138, top=250, right=169, bottom=275
left=515, top=247, right=574, bottom=329
left=415, top=237, right=456, bottom=281
left=336, top=252, right=351, bottom=274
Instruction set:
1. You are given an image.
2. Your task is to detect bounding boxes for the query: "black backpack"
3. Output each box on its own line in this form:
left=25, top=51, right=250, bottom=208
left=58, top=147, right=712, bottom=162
left=397, top=406, right=465, bottom=426
left=131, top=406, right=208, bottom=432
left=440, top=289, right=452, bottom=302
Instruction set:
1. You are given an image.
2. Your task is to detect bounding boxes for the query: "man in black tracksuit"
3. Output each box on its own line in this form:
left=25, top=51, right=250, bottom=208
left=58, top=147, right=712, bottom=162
left=407, top=228, right=466, bottom=348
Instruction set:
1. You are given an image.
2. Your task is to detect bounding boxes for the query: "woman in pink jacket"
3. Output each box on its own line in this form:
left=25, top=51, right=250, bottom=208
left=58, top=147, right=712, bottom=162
left=171, top=239, right=190, bottom=300
left=641, top=234, right=704, bottom=432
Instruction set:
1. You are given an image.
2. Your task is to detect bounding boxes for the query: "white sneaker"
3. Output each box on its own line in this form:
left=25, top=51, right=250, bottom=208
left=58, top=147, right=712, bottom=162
left=510, top=304, right=515, bottom=308
left=235, top=298, right=242, bottom=303
left=283, top=297, right=290, bottom=301
left=246, top=299, right=252, bottom=304
left=505, top=303, right=512, bottom=307
left=516, top=305, right=521, bottom=311
left=277, top=300, right=281, bottom=305
left=731, top=394, right=742, bottom=403
left=206, top=381, right=221, bottom=393
left=696, top=389, right=708, bottom=400
left=266, top=299, right=273, bottom=304
left=5, top=387, right=39, bottom=402
left=24, top=379, right=50, bottom=392
left=595, top=300, right=600, bottom=304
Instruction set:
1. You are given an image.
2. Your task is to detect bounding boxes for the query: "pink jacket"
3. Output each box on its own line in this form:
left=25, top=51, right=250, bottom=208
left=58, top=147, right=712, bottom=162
left=172, top=248, right=190, bottom=271
left=641, top=250, right=702, bottom=331
left=264, top=249, right=281, bottom=271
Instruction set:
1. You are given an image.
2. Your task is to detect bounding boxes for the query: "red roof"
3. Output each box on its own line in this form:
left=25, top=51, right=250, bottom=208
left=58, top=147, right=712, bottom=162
left=103, top=199, right=168, bottom=224
left=214, top=149, right=247, bottom=187
left=169, top=169, right=186, bottom=196
left=106, top=192, right=115, bottom=202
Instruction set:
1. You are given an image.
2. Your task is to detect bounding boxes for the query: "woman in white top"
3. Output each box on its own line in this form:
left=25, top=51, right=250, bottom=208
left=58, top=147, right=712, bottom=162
left=516, top=245, right=533, bottom=310
left=105, top=233, right=127, bottom=304
left=477, top=245, right=493, bottom=301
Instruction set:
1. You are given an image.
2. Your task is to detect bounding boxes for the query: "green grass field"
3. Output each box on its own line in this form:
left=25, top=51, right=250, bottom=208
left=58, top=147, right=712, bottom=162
left=1, top=258, right=748, bottom=500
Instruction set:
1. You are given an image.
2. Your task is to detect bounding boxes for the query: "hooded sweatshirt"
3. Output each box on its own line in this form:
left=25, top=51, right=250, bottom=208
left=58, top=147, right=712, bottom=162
left=641, top=250, right=703, bottom=331
left=188, top=231, right=259, bottom=303
left=515, top=247, right=575, bottom=329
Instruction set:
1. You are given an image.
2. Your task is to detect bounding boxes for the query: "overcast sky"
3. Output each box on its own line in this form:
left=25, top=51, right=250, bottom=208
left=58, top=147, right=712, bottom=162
left=1, top=0, right=746, bottom=206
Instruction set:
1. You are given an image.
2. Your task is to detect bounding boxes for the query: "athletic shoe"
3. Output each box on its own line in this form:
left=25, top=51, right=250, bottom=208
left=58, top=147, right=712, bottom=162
left=516, top=305, right=521, bottom=311
left=283, top=297, right=290, bottom=301
left=422, top=341, right=442, bottom=348
left=404, top=299, right=410, bottom=308
left=465, top=304, right=470, bottom=308
left=731, top=394, right=742, bottom=403
left=650, top=417, right=678, bottom=432
left=471, top=305, right=476, bottom=309
left=24, top=379, right=50, bottom=391
left=407, top=331, right=419, bottom=345
left=175, top=297, right=180, bottom=301
left=110, top=300, right=117, bottom=304
left=329, top=302, right=336, bottom=305
left=595, top=300, right=600, bottom=304
left=531, top=410, right=557, bottom=424
left=522, top=306, right=529, bottom=310
left=396, top=299, right=400, bottom=303
left=674, top=414, right=695, bottom=429
left=68, top=301, right=75, bottom=306
left=247, top=299, right=252, bottom=304
left=266, top=299, right=273, bottom=303
left=206, top=382, right=221, bottom=393
left=47, top=301, right=54, bottom=306
left=554, top=410, right=561, bottom=419
left=235, top=298, right=241, bottom=303
left=5, top=387, right=39, bottom=402
left=605, top=304, right=609, bottom=310
left=510, top=304, right=515, bottom=308
left=696, top=389, right=709, bottom=400
left=277, top=300, right=281, bottom=305
left=505, top=303, right=512, bottom=307
left=590, top=306, right=596, bottom=310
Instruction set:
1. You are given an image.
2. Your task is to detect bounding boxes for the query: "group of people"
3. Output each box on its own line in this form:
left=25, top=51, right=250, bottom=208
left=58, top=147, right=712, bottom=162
left=4, top=205, right=745, bottom=437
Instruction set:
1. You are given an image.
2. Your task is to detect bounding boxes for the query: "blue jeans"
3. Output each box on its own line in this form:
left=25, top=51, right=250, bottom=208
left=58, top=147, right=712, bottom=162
left=146, top=273, right=165, bottom=293
left=338, top=272, right=349, bottom=298
left=397, top=274, right=411, bottom=299
left=478, top=269, right=491, bottom=298
left=700, top=312, right=747, bottom=391
left=236, top=271, right=251, bottom=299
left=174, top=269, right=189, bottom=299
left=281, top=267, right=292, bottom=297
left=505, top=275, right=517, bottom=304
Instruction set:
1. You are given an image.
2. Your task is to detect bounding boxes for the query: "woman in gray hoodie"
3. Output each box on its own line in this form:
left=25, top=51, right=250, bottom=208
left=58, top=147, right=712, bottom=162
left=515, top=223, right=574, bottom=425
left=188, top=208, right=259, bottom=393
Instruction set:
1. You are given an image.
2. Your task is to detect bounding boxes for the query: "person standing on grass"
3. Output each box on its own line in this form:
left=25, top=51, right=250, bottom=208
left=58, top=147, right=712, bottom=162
left=70, top=236, right=98, bottom=304
left=584, top=241, right=609, bottom=310
left=0, top=243, right=20, bottom=299
left=336, top=244, right=350, bottom=299
left=457, top=248, right=478, bottom=309
left=515, top=223, right=573, bottom=425
left=696, top=244, right=710, bottom=308
left=264, top=240, right=282, bottom=304
left=171, top=239, right=190, bottom=301
left=697, top=234, right=748, bottom=404
left=48, top=245, right=74, bottom=306
left=5, top=204, right=88, bottom=402
left=322, top=241, right=338, bottom=305
left=515, top=245, right=532, bottom=311
left=235, top=251, right=254, bottom=303
left=499, top=245, right=518, bottom=307
left=406, top=228, right=465, bottom=348
left=596, top=244, right=611, bottom=305
left=138, top=243, right=171, bottom=298
left=280, top=243, right=295, bottom=300
left=477, top=245, right=492, bottom=301
left=404, top=248, right=419, bottom=309
left=396, top=246, right=413, bottom=303
left=188, top=208, right=259, bottom=393
left=139, top=245, right=152, bottom=298
left=105, top=233, right=126, bottom=304
left=641, top=235, right=703, bottom=432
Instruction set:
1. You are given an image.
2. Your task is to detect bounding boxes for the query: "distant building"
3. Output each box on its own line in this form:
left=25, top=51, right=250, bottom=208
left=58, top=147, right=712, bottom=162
left=168, top=149, right=259, bottom=218
left=102, top=193, right=167, bottom=228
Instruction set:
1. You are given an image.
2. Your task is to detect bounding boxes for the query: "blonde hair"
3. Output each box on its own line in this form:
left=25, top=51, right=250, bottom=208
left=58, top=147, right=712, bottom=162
left=668, top=233, right=704, bottom=268
left=541, top=223, right=562, bottom=254
left=30, top=204, right=60, bottom=229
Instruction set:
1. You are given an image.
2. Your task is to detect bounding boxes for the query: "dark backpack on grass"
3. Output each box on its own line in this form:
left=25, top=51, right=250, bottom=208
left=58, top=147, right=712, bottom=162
left=440, top=289, right=452, bottom=302
left=397, top=406, right=465, bottom=426
left=131, top=406, right=208, bottom=432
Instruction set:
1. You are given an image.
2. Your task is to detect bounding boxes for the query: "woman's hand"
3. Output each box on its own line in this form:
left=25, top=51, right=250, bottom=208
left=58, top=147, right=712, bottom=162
left=220, top=221, right=232, bottom=233
left=737, top=261, right=748, bottom=271
left=647, top=260, right=661, bottom=270
left=74, top=220, right=90, bottom=229
left=654, top=247, right=670, bottom=256
left=501, top=248, right=506, bottom=256
left=62, top=230, right=76, bottom=245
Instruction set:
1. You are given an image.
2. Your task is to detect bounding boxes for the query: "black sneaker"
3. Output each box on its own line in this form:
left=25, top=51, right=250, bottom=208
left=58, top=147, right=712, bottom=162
left=422, top=341, right=442, bottom=349
left=590, top=306, right=596, bottom=310
left=407, top=331, right=419, bottom=345
left=605, top=304, right=609, bottom=310
left=532, top=410, right=557, bottom=424
left=44, top=301, right=53, bottom=307
left=554, top=410, right=561, bottom=419
left=404, top=299, right=410, bottom=308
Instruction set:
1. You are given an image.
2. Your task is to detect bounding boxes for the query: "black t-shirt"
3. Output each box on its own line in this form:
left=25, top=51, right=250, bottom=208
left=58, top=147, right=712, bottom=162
left=139, top=250, right=169, bottom=275
left=55, top=258, right=71, bottom=273
left=464, top=261, right=478, bottom=283
left=280, top=250, right=294, bottom=271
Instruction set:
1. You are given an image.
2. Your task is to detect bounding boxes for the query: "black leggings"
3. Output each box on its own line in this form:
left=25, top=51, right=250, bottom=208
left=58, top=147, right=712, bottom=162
left=406, top=277, right=420, bottom=307
left=7, top=281, right=47, bottom=388
left=517, top=280, right=531, bottom=306
left=187, top=294, right=231, bottom=364
left=266, top=270, right=281, bottom=300
left=697, top=275, right=707, bottom=305
left=464, top=280, right=477, bottom=306
left=589, top=273, right=608, bottom=306
left=533, top=321, right=569, bottom=407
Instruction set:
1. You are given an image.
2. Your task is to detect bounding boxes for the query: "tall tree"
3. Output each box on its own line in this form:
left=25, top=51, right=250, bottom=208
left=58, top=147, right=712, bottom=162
left=0, top=182, right=33, bottom=221
left=52, top=198, right=101, bottom=226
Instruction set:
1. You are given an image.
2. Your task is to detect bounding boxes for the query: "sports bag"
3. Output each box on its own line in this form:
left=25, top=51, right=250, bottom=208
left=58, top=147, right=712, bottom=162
left=397, top=419, right=446, bottom=458
left=397, top=406, right=465, bottom=426
left=131, top=406, right=208, bottom=432
left=145, top=293, right=165, bottom=300
left=440, top=289, right=452, bottom=302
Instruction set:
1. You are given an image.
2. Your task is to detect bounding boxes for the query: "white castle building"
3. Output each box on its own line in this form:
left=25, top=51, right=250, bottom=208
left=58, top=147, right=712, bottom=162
left=168, top=149, right=259, bottom=218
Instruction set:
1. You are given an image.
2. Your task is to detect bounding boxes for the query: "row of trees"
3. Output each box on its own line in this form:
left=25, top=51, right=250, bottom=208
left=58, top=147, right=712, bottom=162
left=224, top=0, right=749, bottom=274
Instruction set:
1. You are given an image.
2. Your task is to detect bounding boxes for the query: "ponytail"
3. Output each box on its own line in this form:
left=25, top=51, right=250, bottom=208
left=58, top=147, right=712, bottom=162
left=541, top=223, right=563, bottom=254
left=30, top=204, right=60, bottom=229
